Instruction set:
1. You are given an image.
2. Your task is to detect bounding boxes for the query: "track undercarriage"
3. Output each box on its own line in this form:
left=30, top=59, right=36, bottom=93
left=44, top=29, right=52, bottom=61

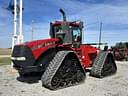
left=41, top=50, right=117, bottom=90
left=90, top=51, right=117, bottom=78
left=41, top=51, right=85, bottom=90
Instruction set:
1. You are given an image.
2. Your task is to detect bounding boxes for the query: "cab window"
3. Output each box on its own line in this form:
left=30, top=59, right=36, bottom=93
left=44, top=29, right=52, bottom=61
left=72, top=27, right=81, bottom=42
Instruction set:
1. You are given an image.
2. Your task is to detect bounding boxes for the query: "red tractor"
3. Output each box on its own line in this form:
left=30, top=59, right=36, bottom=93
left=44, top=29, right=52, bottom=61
left=11, top=9, right=117, bottom=90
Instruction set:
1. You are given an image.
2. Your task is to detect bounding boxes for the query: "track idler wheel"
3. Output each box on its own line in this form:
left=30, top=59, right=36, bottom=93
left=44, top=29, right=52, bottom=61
left=41, top=51, right=85, bottom=90
left=90, top=51, right=117, bottom=78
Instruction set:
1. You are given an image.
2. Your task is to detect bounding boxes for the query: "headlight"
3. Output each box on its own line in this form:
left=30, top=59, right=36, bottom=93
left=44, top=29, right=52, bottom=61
left=11, top=57, right=26, bottom=61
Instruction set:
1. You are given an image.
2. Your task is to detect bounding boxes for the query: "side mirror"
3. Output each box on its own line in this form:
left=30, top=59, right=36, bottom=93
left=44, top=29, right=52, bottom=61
left=79, top=21, right=84, bottom=29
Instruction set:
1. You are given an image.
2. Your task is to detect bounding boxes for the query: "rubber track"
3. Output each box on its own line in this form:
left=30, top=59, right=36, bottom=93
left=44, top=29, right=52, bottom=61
left=90, top=51, right=116, bottom=78
left=41, top=51, right=84, bottom=90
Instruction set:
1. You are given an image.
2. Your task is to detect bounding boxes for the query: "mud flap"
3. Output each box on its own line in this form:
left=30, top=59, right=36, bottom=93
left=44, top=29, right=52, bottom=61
left=90, top=51, right=117, bottom=78
left=41, top=51, right=85, bottom=90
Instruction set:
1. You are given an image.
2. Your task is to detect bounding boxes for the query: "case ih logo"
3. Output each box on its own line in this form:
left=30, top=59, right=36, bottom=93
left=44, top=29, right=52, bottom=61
left=31, top=42, right=55, bottom=50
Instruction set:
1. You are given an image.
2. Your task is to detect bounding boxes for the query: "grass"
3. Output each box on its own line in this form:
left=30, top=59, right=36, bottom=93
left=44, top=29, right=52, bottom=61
left=0, top=48, right=11, bottom=65
left=0, top=48, right=11, bottom=55
left=0, top=57, right=11, bottom=65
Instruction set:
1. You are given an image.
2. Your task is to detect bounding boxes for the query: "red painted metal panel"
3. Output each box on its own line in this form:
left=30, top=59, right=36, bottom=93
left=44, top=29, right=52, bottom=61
left=80, top=45, right=97, bottom=68
left=21, top=38, right=59, bottom=59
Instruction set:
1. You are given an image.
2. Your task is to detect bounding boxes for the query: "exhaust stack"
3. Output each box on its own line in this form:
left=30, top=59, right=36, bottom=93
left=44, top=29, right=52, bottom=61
left=59, top=9, right=66, bottom=21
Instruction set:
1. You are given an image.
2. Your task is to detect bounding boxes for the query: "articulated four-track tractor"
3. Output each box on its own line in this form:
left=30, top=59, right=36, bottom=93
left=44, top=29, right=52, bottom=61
left=11, top=9, right=117, bottom=90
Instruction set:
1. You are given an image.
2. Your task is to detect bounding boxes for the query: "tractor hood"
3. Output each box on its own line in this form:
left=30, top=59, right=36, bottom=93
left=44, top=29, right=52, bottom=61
left=12, top=38, right=59, bottom=62
left=21, top=38, right=59, bottom=49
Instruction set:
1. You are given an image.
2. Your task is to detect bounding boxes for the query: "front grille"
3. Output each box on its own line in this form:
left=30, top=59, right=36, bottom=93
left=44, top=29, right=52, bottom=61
left=12, top=45, right=35, bottom=67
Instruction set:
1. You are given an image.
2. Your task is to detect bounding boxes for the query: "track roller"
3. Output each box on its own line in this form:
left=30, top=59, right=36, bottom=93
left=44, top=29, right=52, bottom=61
left=90, top=51, right=117, bottom=78
left=41, top=51, right=85, bottom=90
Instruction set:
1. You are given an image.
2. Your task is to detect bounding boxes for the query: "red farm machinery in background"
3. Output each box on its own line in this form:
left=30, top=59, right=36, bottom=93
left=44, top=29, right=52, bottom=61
left=11, top=9, right=117, bottom=90
left=111, top=42, right=128, bottom=61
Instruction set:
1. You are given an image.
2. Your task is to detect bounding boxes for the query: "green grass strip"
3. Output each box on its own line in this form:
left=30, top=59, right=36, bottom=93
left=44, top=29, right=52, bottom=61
left=0, top=57, right=11, bottom=65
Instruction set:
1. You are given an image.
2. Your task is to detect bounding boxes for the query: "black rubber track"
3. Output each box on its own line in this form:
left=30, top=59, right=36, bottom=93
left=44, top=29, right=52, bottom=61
left=41, top=51, right=85, bottom=90
left=90, top=51, right=117, bottom=78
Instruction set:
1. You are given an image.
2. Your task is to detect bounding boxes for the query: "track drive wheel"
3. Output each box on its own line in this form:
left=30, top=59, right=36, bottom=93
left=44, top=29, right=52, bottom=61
left=90, top=51, right=117, bottom=78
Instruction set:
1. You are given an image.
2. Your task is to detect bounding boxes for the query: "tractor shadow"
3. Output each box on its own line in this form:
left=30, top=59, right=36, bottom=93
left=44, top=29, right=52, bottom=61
left=17, top=73, right=42, bottom=84
left=16, top=69, right=92, bottom=84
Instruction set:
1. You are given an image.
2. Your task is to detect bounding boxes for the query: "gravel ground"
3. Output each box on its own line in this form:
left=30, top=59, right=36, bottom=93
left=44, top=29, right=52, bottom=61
left=0, top=61, right=128, bottom=96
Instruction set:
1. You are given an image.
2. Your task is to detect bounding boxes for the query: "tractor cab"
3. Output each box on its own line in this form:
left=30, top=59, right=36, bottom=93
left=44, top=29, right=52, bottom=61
left=50, top=9, right=83, bottom=47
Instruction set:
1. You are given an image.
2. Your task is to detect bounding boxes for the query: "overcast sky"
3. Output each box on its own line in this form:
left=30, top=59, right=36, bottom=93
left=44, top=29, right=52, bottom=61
left=0, top=0, right=128, bottom=48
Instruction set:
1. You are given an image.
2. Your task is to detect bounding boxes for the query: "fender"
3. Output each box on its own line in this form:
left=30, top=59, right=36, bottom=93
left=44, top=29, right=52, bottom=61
left=35, top=48, right=56, bottom=72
